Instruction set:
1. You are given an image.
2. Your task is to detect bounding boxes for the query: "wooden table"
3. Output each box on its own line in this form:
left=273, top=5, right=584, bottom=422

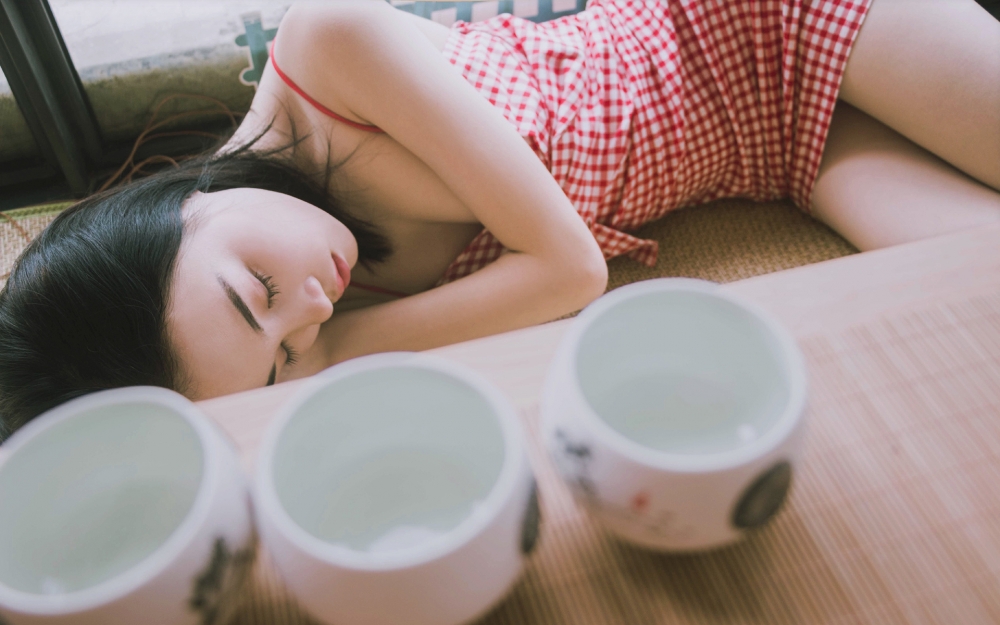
left=201, top=223, right=1000, bottom=625
left=200, top=222, right=1000, bottom=468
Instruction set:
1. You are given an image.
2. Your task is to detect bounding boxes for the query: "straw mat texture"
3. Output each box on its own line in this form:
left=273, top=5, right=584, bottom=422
left=603, top=199, right=857, bottom=290
left=0, top=198, right=858, bottom=291
left=2, top=199, right=889, bottom=624
left=0, top=203, right=74, bottom=286
left=230, top=287, right=1000, bottom=624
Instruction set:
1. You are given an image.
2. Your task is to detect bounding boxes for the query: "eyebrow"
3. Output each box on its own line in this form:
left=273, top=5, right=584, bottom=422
left=217, top=276, right=262, bottom=334
left=218, top=275, right=275, bottom=387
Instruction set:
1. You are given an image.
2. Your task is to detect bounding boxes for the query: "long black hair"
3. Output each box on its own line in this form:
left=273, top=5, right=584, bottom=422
left=0, top=136, right=390, bottom=440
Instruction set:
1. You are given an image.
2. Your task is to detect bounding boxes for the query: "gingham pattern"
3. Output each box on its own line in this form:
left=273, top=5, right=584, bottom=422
left=436, top=0, right=871, bottom=285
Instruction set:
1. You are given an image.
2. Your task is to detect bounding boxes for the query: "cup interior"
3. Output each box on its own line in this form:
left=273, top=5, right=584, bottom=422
left=272, top=366, right=506, bottom=554
left=0, top=402, right=203, bottom=595
left=575, top=289, right=793, bottom=455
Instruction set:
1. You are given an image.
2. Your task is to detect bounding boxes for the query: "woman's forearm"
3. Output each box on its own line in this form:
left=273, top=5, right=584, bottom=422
left=319, top=249, right=607, bottom=364
left=281, top=0, right=610, bottom=367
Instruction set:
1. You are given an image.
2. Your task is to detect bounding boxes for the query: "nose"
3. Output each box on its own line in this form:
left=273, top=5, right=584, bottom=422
left=299, top=276, right=334, bottom=327
left=278, top=276, right=333, bottom=355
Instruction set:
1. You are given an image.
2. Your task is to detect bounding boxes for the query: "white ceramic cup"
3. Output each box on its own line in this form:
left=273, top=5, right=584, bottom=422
left=0, top=387, right=255, bottom=625
left=254, top=352, right=538, bottom=625
left=540, top=278, right=808, bottom=551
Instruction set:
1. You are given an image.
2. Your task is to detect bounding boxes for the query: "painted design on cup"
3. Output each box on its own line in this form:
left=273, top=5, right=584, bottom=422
left=601, top=498, right=691, bottom=541
left=188, top=534, right=257, bottom=625
left=732, top=461, right=793, bottom=529
left=552, top=430, right=699, bottom=541
left=552, top=428, right=596, bottom=499
left=520, top=479, right=542, bottom=555
left=631, top=491, right=650, bottom=513
left=624, top=492, right=674, bottom=532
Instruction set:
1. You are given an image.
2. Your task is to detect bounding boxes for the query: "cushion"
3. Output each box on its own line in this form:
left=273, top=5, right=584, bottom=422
left=0, top=198, right=857, bottom=292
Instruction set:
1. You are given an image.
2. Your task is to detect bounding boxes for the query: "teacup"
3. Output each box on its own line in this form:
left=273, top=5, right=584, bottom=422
left=541, top=278, right=808, bottom=551
left=0, top=387, right=255, bottom=625
left=254, top=352, right=538, bottom=625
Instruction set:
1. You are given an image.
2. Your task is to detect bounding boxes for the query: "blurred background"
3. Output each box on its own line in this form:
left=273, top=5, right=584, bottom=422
left=1, top=0, right=998, bottom=211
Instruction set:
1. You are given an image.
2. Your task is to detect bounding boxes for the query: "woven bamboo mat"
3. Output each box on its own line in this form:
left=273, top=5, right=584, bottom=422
left=6, top=199, right=999, bottom=621
left=233, top=288, right=1000, bottom=625
left=603, top=198, right=857, bottom=290
left=0, top=203, right=73, bottom=286
left=0, top=198, right=857, bottom=291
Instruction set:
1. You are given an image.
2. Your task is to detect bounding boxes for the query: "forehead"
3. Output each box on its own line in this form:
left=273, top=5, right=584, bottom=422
left=183, top=187, right=309, bottom=218
left=179, top=190, right=283, bottom=260
left=168, top=204, right=267, bottom=399
left=167, top=281, right=255, bottom=399
left=180, top=189, right=324, bottom=256
left=182, top=188, right=255, bottom=227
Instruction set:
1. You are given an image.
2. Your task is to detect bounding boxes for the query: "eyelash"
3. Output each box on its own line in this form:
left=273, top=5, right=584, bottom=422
left=253, top=271, right=298, bottom=367
left=254, top=271, right=280, bottom=308
left=282, top=341, right=300, bottom=367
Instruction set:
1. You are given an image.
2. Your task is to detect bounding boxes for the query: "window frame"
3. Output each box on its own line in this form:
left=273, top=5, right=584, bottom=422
left=0, top=0, right=101, bottom=195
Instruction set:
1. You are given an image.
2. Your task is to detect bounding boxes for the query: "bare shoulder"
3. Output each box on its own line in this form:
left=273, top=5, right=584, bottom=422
left=278, top=0, right=392, bottom=57
left=219, top=1, right=420, bottom=156
left=270, top=1, right=451, bottom=124
left=269, top=1, right=385, bottom=127
left=283, top=1, right=451, bottom=47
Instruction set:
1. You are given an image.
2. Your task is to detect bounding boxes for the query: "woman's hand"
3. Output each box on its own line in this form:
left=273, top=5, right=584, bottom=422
left=277, top=1, right=608, bottom=362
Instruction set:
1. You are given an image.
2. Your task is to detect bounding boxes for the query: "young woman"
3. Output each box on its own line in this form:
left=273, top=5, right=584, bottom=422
left=1, top=0, right=998, bottom=436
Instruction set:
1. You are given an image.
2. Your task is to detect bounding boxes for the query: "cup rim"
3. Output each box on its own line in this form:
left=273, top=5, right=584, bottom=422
left=557, top=278, right=808, bottom=472
left=0, top=386, right=220, bottom=615
left=254, top=351, right=527, bottom=571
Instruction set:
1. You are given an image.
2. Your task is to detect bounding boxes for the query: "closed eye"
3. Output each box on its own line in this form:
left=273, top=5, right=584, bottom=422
left=249, top=272, right=297, bottom=375
left=282, top=341, right=300, bottom=367
left=266, top=343, right=299, bottom=387
left=254, top=271, right=280, bottom=308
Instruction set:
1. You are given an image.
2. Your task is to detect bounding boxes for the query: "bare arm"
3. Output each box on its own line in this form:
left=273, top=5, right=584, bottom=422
left=276, top=1, right=607, bottom=364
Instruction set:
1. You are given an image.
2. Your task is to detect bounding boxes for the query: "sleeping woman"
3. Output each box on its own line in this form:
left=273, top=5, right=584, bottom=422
left=1, top=0, right=998, bottom=436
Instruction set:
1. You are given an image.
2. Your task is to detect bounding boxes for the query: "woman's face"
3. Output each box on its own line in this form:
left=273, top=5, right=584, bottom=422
left=169, top=188, right=358, bottom=400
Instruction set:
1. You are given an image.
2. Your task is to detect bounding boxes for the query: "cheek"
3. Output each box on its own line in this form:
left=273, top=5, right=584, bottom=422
left=232, top=229, right=305, bottom=271
left=226, top=210, right=340, bottom=272
left=168, top=295, right=273, bottom=399
left=293, top=323, right=323, bottom=351
left=329, top=220, right=359, bottom=264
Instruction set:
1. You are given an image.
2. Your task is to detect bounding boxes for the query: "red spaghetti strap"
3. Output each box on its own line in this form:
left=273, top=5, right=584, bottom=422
left=350, top=281, right=410, bottom=298
left=269, top=43, right=384, bottom=133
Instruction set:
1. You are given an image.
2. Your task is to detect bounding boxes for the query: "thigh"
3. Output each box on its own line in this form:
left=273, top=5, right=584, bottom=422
left=839, top=0, right=1000, bottom=190
left=812, top=102, right=1000, bottom=252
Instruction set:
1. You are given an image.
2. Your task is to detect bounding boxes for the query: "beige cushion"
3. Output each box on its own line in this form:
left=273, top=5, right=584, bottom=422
left=605, top=198, right=857, bottom=290
left=0, top=196, right=860, bottom=625
left=1, top=203, right=75, bottom=288
left=1, top=198, right=855, bottom=291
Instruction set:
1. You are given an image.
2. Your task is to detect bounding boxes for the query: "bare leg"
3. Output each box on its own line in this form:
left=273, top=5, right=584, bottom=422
left=812, top=102, right=1000, bottom=251
left=839, top=0, right=1000, bottom=191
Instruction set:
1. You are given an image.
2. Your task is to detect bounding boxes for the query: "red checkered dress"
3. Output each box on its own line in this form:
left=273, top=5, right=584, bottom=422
left=437, top=0, right=871, bottom=285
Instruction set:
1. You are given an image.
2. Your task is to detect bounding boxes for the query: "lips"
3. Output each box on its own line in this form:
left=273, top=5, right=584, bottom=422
left=332, top=252, right=352, bottom=297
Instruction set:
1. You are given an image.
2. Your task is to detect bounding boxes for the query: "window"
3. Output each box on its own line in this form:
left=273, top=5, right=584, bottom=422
left=0, top=67, right=38, bottom=164
left=47, top=1, right=290, bottom=146
left=0, top=0, right=588, bottom=204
